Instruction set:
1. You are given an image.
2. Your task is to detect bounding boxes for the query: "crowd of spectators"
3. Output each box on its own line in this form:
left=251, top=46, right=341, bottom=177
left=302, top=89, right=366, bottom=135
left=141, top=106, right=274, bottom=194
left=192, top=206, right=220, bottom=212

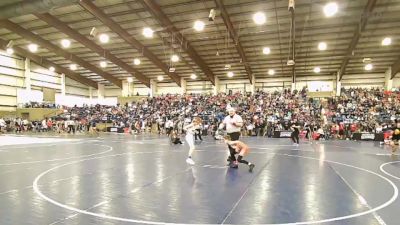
left=328, top=88, right=400, bottom=133
left=23, top=101, right=59, bottom=108
left=1, top=88, right=399, bottom=142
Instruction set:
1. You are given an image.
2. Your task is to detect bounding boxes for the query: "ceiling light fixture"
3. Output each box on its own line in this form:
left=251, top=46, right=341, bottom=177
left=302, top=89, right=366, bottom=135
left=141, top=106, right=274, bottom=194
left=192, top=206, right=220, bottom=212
left=364, top=64, right=373, bottom=71
left=70, top=64, right=77, bottom=71
left=382, top=37, right=391, bottom=46
left=190, top=74, right=197, bottom=79
left=194, top=20, right=205, bottom=31
left=99, top=33, right=110, bottom=43
left=28, top=44, right=38, bottom=52
left=143, top=27, right=154, bottom=38
left=49, top=66, right=55, bottom=72
left=268, top=69, right=275, bottom=75
left=171, top=54, right=179, bottom=62
left=127, top=77, right=133, bottom=83
left=227, top=71, right=234, bottom=77
left=6, top=47, right=14, bottom=54
left=133, top=58, right=141, bottom=65
left=324, top=2, right=338, bottom=17
left=100, top=61, right=107, bottom=68
left=157, top=76, right=164, bottom=81
left=253, top=12, right=266, bottom=25
left=61, top=39, right=71, bottom=48
left=313, top=67, right=321, bottom=73
left=318, top=42, right=327, bottom=51
left=263, top=47, right=271, bottom=55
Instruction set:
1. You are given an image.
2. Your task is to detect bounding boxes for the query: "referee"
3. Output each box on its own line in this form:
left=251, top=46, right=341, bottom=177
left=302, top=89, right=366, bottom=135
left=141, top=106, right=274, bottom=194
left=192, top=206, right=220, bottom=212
left=219, top=108, right=243, bottom=168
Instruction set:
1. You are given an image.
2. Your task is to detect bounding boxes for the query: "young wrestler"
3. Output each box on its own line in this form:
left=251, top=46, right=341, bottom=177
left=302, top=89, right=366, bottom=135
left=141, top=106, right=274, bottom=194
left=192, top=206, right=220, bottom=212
left=183, top=117, right=202, bottom=165
left=290, top=119, right=300, bottom=146
left=391, top=126, right=400, bottom=154
left=223, top=135, right=255, bottom=172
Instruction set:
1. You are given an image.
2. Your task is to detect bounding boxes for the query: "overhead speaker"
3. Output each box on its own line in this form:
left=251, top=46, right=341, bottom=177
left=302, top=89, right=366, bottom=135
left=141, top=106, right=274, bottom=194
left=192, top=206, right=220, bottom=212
left=209, top=9, right=216, bottom=21
left=288, top=0, right=294, bottom=10
left=6, top=40, right=14, bottom=48
left=288, top=0, right=295, bottom=10
left=90, top=27, right=97, bottom=37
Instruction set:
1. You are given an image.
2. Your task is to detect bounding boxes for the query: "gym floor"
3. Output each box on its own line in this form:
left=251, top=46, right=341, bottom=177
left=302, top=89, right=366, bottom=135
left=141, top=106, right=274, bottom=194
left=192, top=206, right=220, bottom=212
left=0, top=134, right=399, bottom=225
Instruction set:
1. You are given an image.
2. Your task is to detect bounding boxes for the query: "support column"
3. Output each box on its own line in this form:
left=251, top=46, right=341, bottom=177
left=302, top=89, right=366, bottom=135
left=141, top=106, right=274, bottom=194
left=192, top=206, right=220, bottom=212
left=24, top=58, right=31, bottom=91
left=97, top=83, right=105, bottom=100
left=150, top=79, right=157, bottom=97
left=61, top=73, right=66, bottom=96
left=130, top=81, right=134, bottom=96
left=89, top=87, right=93, bottom=101
left=180, top=77, right=187, bottom=94
left=122, top=80, right=134, bottom=97
left=213, top=77, right=220, bottom=95
left=336, top=71, right=342, bottom=96
left=88, top=87, right=93, bottom=105
left=122, top=81, right=128, bottom=97
left=291, top=82, right=296, bottom=92
left=250, top=74, right=256, bottom=94
left=385, top=67, right=393, bottom=91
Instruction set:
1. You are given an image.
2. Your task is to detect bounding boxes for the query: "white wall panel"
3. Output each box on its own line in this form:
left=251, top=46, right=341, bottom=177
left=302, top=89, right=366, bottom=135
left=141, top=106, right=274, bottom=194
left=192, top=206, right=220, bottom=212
left=105, top=86, right=122, bottom=97
left=31, top=72, right=61, bottom=85
left=65, top=77, right=88, bottom=89
left=55, top=93, right=89, bottom=107
left=0, top=66, right=23, bottom=77
left=0, top=74, right=24, bottom=87
left=0, top=85, right=17, bottom=96
left=17, top=89, right=43, bottom=104
left=393, top=77, right=400, bottom=88
left=0, top=106, right=15, bottom=111
left=0, top=53, right=24, bottom=68
left=31, top=80, right=61, bottom=90
left=186, top=81, right=213, bottom=93
left=65, top=77, right=90, bottom=97
left=0, top=96, right=17, bottom=106
left=133, top=84, right=151, bottom=96
left=66, top=86, right=90, bottom=97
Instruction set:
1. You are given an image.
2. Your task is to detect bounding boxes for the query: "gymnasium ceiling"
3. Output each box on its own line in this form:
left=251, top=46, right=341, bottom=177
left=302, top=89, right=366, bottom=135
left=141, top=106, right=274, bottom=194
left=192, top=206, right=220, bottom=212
left=0, top=0, right=399, bottom=88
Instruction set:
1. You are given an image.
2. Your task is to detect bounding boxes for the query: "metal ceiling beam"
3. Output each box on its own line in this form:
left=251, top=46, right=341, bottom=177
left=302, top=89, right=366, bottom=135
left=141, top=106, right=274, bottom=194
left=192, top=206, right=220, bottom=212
left=0, top=38, right=97, bottom=88
left=214, top=0, right=253, bottom=83
left=0, top=19, right=122, bottom=88
left=0, top=0, right=80, bottom=19
left=338, top=0, right=377, bottom=81
left=390, top=58, right=400, bottom=79
left=79, top=0, right=182, bottom=86
left=14, top=5, right=394, bottom=42
left=140, top=0, right=215, bottom=85
left=35, top=13, right=150, bottom=87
